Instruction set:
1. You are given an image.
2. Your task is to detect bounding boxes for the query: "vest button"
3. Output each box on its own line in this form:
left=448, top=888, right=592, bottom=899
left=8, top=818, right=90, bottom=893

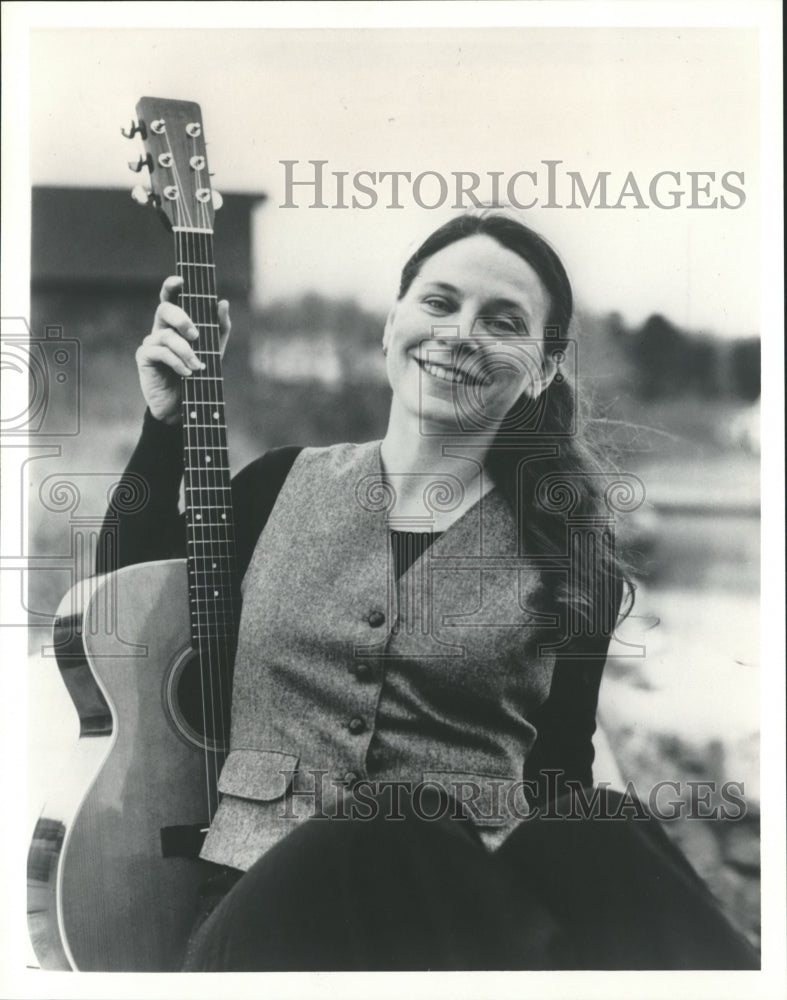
left=353, top=662, right=372, bottom=681
left=343, top=771, right=360, bottom=786
left=367, top=610, right=385, bottom=628
left=348, top=716, right=366, bottom=735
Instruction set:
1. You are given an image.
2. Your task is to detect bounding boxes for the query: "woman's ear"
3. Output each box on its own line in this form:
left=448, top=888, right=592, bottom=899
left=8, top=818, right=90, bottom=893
left=382, top=304, right=397, bottom=354
left=522, top=350, right=558, bottom=400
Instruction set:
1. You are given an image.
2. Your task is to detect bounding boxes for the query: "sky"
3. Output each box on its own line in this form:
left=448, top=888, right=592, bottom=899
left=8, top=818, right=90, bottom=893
left=22, top=19, right=764, bottom=337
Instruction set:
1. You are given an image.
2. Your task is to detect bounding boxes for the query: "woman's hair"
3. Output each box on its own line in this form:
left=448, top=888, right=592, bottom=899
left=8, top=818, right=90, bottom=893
left=398, top=208, right=634, bottom=637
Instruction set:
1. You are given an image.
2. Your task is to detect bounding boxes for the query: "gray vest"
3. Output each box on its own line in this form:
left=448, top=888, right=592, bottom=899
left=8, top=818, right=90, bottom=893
left=201, top=440, right=557, bottom=870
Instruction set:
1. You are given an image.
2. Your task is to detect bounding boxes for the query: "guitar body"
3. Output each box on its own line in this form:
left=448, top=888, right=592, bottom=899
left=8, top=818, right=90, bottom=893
left=29, top=96, right=238, bottom=971
left=27, top=559, right=226, bottom=971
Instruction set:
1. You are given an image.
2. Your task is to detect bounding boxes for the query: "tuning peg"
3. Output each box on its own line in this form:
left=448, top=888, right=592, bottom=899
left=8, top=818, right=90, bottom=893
left=130, top=185, right=152, bottom=206
left=212, top=190, right=224, bottom=210
left=128, top=153, right=153, bottom=173
left=121, top=119, right=147, bottom=140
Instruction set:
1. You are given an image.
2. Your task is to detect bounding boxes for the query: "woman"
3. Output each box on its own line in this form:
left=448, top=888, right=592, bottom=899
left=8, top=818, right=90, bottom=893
left=103, top=209, right=757, bottom=971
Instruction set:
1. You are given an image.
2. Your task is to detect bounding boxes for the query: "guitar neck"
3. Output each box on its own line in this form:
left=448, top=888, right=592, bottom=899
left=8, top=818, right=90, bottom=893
left=177, top=230, right=238, bottom=651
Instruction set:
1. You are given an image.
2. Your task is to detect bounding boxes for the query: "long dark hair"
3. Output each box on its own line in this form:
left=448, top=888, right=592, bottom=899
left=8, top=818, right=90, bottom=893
left=398, top=209, right=633, bottom=636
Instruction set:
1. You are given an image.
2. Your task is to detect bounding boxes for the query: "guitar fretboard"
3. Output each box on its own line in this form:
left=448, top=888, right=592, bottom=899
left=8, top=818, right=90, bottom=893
left=176, top=230, right=239, bottom=661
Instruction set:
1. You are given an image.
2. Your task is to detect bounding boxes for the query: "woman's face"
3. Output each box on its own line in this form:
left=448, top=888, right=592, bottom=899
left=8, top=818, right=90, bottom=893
left=383, top=234, right=554, bottom=432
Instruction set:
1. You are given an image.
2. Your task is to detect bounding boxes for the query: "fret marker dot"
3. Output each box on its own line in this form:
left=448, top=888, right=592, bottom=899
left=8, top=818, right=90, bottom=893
left=221, top=513, right=226, bottom=520
left=190, top=411, right=196, bottom=419
left=196, top=514, right=201, bottom=520
left=212, top=562, right=217, bottom=569
left=205, top=455, right=211, bottom=463
left=214, top=590, right=219, bottom=597
left=213, top=411, right=219, bottom=419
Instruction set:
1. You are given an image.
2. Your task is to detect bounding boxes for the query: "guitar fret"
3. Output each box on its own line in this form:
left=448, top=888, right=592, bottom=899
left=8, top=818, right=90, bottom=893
left=178, top=261, right=215, bottom=267
left=173, top=226, right=213, bottom=234
left=189, top=601, right=238, bottom=611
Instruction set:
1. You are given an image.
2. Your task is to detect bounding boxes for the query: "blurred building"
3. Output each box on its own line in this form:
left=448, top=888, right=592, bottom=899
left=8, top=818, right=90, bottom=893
left=31, top=185, right=266, bottom=352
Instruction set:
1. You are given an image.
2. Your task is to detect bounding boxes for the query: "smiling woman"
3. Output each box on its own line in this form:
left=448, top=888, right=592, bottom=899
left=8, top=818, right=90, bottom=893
left=97, top=207, right=757, bottom=971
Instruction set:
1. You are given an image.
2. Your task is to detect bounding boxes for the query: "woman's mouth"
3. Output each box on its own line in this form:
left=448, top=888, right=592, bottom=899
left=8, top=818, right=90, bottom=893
left=414, top=355, right=486, bottom=386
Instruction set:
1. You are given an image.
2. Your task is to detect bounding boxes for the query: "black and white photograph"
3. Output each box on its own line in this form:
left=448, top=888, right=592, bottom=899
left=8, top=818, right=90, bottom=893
left=1, top=2, right=784, bottom=998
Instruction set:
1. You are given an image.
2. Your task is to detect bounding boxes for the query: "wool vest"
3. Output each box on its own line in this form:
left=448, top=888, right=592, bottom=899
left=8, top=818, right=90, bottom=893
left=200, top=440, right=559, bottom=871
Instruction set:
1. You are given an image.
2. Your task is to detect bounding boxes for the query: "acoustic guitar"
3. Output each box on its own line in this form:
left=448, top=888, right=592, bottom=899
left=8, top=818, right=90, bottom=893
left=27, top=97, right=237, bottom=971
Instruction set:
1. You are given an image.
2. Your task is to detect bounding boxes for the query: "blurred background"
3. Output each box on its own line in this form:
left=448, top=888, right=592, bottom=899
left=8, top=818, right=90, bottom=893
left=16, top=24, right=761, bottom=955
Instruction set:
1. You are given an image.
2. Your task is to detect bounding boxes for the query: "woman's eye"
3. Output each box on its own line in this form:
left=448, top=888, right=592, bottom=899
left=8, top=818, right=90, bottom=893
left=422, top=296, right=453, bottom=313
left=484, top=316, right=526, bottom=336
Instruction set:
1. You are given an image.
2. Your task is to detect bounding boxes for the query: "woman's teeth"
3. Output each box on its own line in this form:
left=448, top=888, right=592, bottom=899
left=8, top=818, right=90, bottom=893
left=421, top=360, right=469, bottom=384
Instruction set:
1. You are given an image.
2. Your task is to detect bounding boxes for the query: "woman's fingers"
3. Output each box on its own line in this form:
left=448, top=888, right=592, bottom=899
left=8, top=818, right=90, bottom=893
left=140, top=280, right=230, bottom=424
left=142, top=327, right=205, bottom=371
left=159, top=275, right=184, bottom=303
left=142, top=327, right=206, bottom=371
left=152, top=281, right=231, bottom=361
left=154, top=300, right=200, bottom=340
left=137, top=342, right=205, bottom=378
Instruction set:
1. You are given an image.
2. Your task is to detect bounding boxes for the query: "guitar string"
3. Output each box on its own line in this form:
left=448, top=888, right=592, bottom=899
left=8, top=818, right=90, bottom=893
left=197, top=174, right=235, bottom=794
left=183, top=224, right=222, bottom=822
left=172, top=132, right=218, bottom=822
left=190, top=148, right=233, bottom=810
left=164, top=130, right=211, bottom=821
left=168, top=126, right=221, bottom=823
left=190, top=217, right=227, bottom=816
left=192, top=198, right=231, bottom=795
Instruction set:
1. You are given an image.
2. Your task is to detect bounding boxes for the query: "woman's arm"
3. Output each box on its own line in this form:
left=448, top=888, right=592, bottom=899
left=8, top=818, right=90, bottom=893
left=523, top=575, right=625, bottom=808
left=97, top=275, right=230, bottom=573
left=96, top=409, right=301, bottom=579
left=522, top=651, right=607, bottom=806
left=96, top=409, right=184, bottom=572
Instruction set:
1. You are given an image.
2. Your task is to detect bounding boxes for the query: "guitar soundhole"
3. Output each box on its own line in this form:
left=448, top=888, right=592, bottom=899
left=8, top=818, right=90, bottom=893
left=166, top=649, right=231, bottom=751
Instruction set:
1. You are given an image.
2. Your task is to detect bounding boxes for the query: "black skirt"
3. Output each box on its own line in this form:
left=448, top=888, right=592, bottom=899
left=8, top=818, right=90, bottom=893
left=182, top=787, right=758, bottom=972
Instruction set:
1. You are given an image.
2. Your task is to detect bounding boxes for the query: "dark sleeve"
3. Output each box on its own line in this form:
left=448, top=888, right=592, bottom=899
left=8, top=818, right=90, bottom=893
left=97, top=409, right=301, bottom=581
left=96, top=409, right=184, bottom=573
left=522, top=576, right=625, bottom=807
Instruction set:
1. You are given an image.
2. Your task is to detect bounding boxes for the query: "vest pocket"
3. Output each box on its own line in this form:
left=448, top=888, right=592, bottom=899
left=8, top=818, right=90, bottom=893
left=217, top=748, right=300, bottom=802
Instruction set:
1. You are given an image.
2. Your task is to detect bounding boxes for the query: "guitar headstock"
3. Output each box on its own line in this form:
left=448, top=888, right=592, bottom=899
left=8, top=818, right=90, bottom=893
left=125, top=97, right=217, bottom=231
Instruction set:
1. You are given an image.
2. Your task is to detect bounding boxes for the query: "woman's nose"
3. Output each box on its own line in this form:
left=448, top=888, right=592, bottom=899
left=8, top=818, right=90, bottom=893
left=431, top=306, right=485, bottom=344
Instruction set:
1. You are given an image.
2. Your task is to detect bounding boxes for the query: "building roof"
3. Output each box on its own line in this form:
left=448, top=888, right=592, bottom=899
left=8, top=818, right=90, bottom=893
left=32, top=186, right=266, bottom=295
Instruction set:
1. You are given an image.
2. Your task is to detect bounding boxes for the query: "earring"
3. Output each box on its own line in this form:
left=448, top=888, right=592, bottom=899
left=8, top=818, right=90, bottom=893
left=382, top=344, right=388, bottom=356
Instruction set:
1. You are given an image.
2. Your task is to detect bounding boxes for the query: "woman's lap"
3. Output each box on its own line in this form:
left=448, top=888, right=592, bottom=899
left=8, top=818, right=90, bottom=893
left=497, top=788, right=759, bottom=970
left=183, top=789, right=758, bottom=972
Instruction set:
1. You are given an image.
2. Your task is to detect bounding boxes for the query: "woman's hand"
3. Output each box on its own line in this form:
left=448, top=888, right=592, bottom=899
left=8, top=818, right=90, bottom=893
left=136, top=276, right=232, bottom=425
